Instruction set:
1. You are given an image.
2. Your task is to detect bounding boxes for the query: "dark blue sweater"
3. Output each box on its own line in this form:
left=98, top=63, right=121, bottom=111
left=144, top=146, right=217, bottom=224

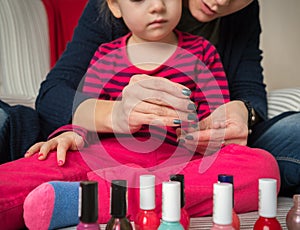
left=36, top=0, right=266, bottom=137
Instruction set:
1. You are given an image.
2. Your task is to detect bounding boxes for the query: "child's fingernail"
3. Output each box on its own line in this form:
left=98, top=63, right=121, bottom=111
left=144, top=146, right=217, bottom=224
left=182, top=88, right=191, bottom=97
left=58, top=160, right=64, bottom=166
left=38, top=153, right=44, bottom=158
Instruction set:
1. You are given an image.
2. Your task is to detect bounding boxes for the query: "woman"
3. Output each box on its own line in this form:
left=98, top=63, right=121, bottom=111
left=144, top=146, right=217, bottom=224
left=0, top=0, right=281, bottom=229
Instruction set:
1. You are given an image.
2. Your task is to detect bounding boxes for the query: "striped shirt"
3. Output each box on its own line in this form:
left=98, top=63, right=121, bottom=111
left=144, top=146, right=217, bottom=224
left=82, top=30, right=229, bottom=145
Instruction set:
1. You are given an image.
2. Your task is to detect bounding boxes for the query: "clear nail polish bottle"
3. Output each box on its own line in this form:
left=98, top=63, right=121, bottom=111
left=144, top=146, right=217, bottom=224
left=286, top=194, right=300, bottom=230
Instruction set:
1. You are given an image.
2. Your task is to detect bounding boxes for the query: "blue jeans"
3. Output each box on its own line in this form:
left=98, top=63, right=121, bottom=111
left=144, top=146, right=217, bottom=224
left=249, top=111, right=300, bottom=197
left=0, top=108, right=9, bottom=164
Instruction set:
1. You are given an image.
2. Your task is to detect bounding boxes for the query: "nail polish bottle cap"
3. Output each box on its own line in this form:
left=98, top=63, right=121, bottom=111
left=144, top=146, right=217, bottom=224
left=110, top=180, right=127, bottom=218
left=161, top=181, right=181, bottom=222
left=213, top=183, right=233, bottom=225
left=140, top=175, right=155, bottom=210
left=79, top=181, right=98, bottom=223
left=218, top=174, right=234, bottom=207
left=170, top=174, right=185, bottom=208
left=258, top=178, right=277, bottom=218
left=218, top=174, right=233, bottom=184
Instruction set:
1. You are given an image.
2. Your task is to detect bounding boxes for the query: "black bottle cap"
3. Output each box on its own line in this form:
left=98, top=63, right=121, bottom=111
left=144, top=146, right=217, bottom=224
left=170, top=174, right=185, bottom=208
left=218, top=174, right=234, bottom=184
left=79, top=181, right=98, bottom=223
left=110, top=180, right=127, bottom=218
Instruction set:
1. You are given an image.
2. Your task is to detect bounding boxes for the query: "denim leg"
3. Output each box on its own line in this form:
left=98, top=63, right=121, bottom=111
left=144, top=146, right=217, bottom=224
left=250, top=112, right=300, bottom=197
left=0, top=108, right=10, bottom=164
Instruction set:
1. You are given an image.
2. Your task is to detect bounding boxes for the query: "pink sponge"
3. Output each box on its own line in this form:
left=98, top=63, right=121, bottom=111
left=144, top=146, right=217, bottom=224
left=23, top=181, right=80, bottom=229
left=23, top=182, right=55, bottom=230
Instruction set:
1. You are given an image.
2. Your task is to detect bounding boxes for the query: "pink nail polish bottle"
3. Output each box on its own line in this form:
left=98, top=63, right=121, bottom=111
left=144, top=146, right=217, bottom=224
left=218, top=174, right=240, bottom=230
left=211, top=183, right=235, bottom=230
left=253, top=178, right=282, bottom=230
left=77, top=181, right=101, bottom=230
left=286, top=194, right=300, bottom=230
left=134, top=175, right=160, bottom=230
left=170, top=174, right=190, bottom=230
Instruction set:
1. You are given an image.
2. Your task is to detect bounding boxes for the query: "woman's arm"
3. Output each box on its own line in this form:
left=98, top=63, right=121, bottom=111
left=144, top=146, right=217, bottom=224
left=35, top=0, right=128, bottom=137
left=220, top=0, right=267, bottom=121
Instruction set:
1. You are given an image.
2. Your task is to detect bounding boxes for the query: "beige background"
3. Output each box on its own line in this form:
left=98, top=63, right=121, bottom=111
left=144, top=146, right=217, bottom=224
left=260, top=0, right=300, bottom=90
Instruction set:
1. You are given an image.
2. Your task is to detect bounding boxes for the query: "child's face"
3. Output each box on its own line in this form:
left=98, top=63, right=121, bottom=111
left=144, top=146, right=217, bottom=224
left=107, top=0, right=182, bottom=43
left=187, top=0, right=254, bottom=22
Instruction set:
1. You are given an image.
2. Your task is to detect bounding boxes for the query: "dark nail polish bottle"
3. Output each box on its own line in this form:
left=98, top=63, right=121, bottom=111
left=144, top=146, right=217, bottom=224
left=77, top=181, right=101, bottom=230
left=106, top=180, right=133, bottom=230
left=170, top=174, right=190, bottom=230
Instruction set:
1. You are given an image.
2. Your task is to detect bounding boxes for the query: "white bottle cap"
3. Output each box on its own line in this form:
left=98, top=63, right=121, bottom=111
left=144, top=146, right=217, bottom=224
left=140, top=174, right=155, bottom=210
left=258, top=178, right=277, bottom=218
left=213, top=183, right=233, bottom=225
left=161, top=181, right=181, bottom=222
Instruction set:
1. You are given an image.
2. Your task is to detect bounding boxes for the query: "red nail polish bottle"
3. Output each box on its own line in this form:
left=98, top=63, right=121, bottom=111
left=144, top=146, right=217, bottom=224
left=286, top=194, right=300, bottom=230
left=170, top=174, right=190, bottom=230
left=253, top=178, right=282, bottom=230
left=218, top=174, right=240, bottom=230
left=134, top=175, right=160, bottom=230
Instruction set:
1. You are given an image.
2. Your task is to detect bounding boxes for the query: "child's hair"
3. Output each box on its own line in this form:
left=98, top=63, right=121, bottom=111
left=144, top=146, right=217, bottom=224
left=99, top=0, right=112, bottom=23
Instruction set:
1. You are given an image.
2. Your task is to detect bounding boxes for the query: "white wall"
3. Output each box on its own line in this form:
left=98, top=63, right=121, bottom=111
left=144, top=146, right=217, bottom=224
left=259, top=0, right=300, bottom=90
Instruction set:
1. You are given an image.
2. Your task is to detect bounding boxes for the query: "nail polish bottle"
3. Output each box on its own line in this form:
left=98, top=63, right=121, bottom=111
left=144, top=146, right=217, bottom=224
left=211, top=183, right=235, bottom=230
left=134, top=175, right=160, bottom=230
left=253, top=178, right=282, bottom=230
left=218, top=174, right=240, bottom=230
left=286, top=194, right=300, bottom=229
left=105, top=180, right=133, bottom=230
left=77, top=181, right=101, bottom=230
left=170, top=174, right=190, bottom=230
left=158, top=181, right=184, bottom=230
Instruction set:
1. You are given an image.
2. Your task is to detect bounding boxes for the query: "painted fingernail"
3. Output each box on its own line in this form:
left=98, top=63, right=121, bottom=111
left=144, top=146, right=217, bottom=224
left=38, top=153, right=43, bottom=158
left=190, top=123, right=199, bottom=129
left=173, top=119, right=182, bottom=125
left=178, top=139, right=185, bottom=144
left=182, top=88, right=191, bottom=97
left=185, top=135, right=194, bottom=140
left=187, top=103, right=196, bottom=110
left=188, top=113, right=197, bottom=121
left=58, top=160, right=64, bottom=166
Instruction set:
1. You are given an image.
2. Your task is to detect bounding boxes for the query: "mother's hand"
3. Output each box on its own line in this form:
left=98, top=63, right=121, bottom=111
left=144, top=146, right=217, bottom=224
left=177, top=101, right=249, bottom=155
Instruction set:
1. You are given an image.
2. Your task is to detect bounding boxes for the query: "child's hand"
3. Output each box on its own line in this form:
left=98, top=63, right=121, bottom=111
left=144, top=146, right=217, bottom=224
left=24, top=131, right=84, bottom=166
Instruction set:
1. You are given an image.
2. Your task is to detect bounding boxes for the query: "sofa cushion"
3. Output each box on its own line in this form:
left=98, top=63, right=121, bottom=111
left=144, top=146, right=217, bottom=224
left=268, top=87, right=300, bottom=119
left=0, top=0, right=50, bottom=108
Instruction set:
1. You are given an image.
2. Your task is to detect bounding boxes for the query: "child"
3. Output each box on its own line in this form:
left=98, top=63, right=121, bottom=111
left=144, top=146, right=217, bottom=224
left=0, top=0, right=280, bottom=229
